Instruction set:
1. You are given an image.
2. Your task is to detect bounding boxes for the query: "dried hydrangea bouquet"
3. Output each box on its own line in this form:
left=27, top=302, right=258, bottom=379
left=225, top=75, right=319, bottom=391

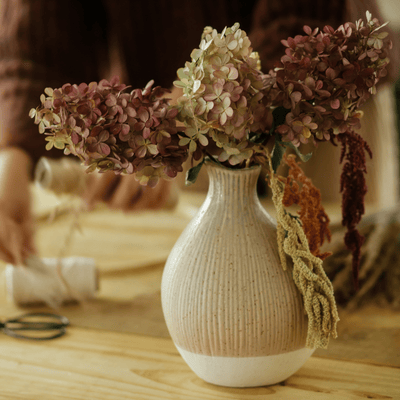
left=31, top=12, right=391, bottom=387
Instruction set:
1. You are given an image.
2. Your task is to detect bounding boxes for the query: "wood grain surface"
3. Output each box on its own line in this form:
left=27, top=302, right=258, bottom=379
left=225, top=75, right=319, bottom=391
left=0, top=188, right=399, bottom=399
left=0, top=326, right=399, bottom=400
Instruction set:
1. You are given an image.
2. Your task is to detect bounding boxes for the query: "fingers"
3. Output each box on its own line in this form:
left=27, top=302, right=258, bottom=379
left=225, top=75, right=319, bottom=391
left=108, top=177, right=174, bottom=211
left=128, top=181, right=173, bottom=211
left=106, top=174, right=143, bottom=210
left=83, top=172, right=121, bottom=209
left=83, top=172, right=176, bottom=212
left=0, top=241, right=16, bottom=264
left=10, top=227, right=24, bottom=266
left=21, top=218, right=36, bottom=259
left=0, top=213, right=26, bottom=265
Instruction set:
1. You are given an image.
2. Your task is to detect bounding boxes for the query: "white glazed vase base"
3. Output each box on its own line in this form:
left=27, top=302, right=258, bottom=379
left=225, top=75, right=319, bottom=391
left=176, top=345, right=315, bottom=387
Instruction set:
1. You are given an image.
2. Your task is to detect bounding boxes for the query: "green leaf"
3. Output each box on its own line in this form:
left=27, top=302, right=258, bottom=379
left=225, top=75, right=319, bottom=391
left=271, top=140, right=286, bottom=172
left=270, top=106, right=291, bottom=135
left=205, top=154, right=227, bottom=168
left=285, top=142, right=313, bottom=162
left=185, top=159, right=205, bottom=186
left=249, top=131, right=269, bottom=144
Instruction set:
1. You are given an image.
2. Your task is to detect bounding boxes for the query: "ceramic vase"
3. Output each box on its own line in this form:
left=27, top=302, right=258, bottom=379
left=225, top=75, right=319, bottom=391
left=161, top=162, right=314, bottom=387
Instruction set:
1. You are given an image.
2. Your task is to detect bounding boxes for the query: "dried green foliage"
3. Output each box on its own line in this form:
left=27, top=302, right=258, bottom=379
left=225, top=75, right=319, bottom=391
left=268, top=155, right=339, bottom=349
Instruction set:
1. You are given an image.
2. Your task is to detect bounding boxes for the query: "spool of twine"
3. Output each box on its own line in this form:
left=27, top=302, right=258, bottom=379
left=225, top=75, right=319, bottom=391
left=35, top=157, right=88, bottom=196
left=5, top=256, right=98, bottom=307
left=27, top=159, right=98, bottom=307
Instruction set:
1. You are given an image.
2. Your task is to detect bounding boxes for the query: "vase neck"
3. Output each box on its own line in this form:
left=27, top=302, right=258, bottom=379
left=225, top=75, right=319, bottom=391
left=206, top=163, right=261, bottom=207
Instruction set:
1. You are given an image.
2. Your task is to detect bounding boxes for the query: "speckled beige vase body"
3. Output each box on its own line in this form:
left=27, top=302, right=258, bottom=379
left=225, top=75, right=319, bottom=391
left=161, top=163, right=313, bottom=387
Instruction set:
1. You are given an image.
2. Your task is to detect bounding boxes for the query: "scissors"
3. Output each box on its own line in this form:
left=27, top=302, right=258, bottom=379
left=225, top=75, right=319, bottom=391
left=0, top=312, right=70, bottom=340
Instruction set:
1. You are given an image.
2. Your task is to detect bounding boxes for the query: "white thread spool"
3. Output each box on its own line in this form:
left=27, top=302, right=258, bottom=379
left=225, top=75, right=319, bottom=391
left=5, top=257, right=98, bottom=307
left=27, top=159, right=98, bottom=307
left=35, top=157, right=88, bottom=195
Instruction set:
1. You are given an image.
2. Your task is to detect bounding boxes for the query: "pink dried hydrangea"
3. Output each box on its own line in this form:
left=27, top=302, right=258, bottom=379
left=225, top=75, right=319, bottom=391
left=30, top=77, right=187, bottom=187
left=264, top=11, right=392, bottom=147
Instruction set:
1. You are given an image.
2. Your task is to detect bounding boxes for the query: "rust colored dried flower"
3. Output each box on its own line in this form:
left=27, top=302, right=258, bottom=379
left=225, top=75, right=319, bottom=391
left=281, top=154, right=331, bottom=260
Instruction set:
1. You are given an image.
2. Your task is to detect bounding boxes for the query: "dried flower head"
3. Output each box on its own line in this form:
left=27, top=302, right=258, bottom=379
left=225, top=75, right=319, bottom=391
left=174, top=23, right=270, bottom=169
left=265, top=12, right=392, bottom=147
left=281, top=154, right=332, bottom=260
left=30, top=77, right=187, bottom=187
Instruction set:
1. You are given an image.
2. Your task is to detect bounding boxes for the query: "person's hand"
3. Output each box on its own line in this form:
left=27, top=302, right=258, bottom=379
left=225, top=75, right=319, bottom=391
left=0, top=148, right=35, bottom=264
left=83, top=172, right=178, bottom=212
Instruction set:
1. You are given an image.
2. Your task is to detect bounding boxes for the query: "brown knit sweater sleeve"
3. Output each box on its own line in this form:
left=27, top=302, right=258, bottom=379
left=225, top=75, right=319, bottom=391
left=0, top=0, right=106, bottom=164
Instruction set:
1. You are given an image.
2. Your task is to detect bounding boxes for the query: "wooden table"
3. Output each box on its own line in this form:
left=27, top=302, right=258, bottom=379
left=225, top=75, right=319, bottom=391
left=0, top=188, right=399, bottom=399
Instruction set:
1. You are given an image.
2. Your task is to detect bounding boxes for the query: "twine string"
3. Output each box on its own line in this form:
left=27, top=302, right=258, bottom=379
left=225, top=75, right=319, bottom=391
left=5, top=158, right=96, bottom=307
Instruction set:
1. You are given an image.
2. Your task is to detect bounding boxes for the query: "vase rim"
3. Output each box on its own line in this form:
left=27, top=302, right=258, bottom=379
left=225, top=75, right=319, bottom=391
left=205, top=159, right=261, bottom=173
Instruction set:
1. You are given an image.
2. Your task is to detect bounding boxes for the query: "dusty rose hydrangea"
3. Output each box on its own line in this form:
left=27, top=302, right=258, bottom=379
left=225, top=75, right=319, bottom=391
left=264, top=11, right=392, bottom=147
left=173, top=23, right=269, bottom=167
left=30, top=77, right=187, bottom=187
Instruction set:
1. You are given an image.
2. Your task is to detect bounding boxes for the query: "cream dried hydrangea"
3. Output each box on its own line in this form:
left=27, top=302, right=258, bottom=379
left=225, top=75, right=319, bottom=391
left=174, top=23, right=269, bottom=167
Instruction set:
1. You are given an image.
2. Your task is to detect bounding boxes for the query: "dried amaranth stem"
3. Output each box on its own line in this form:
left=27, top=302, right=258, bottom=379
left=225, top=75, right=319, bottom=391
left=268, top=156, right=339, bottom=349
